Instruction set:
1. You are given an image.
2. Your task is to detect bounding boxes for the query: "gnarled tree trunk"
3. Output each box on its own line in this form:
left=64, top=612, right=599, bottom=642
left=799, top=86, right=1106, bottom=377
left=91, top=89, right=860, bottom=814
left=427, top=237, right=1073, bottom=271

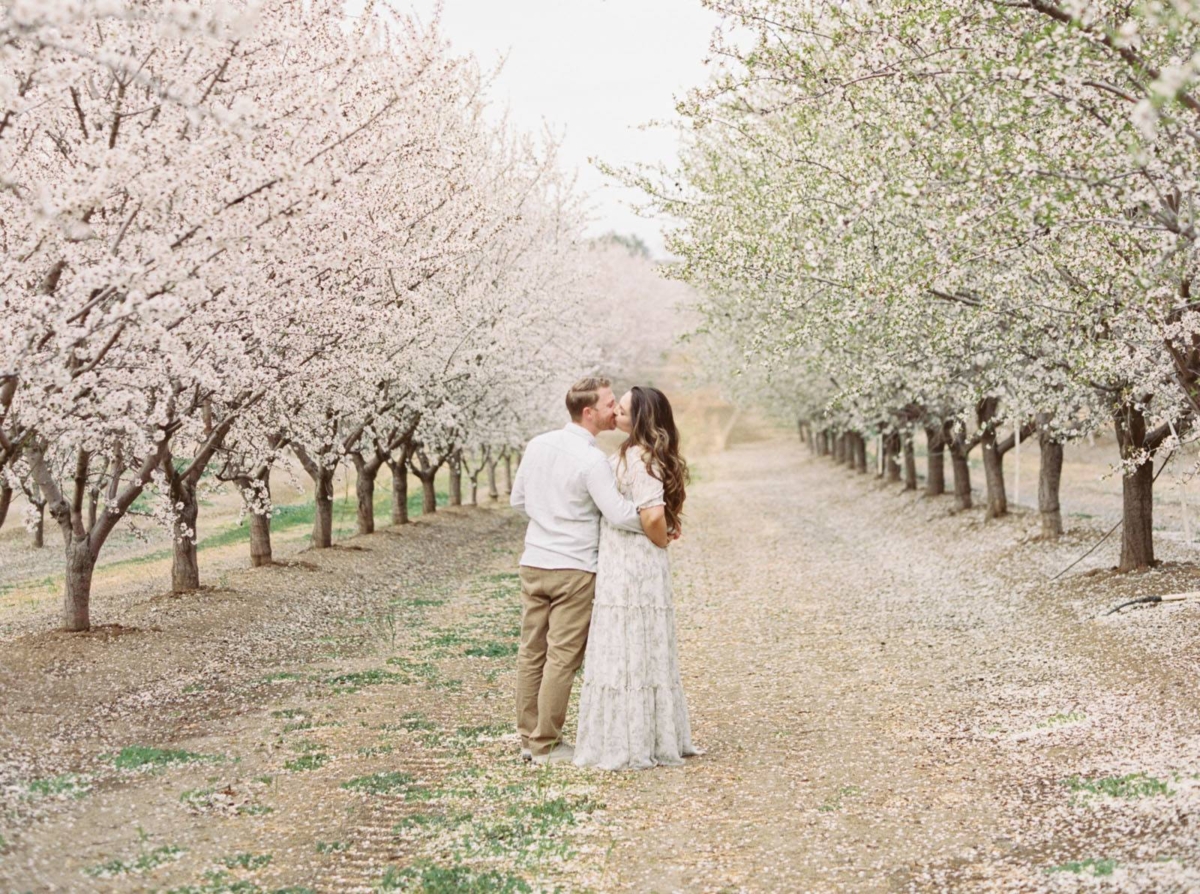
left=949, top=433, right=972, bottom=510
left=419, top=475, right=437, bottom=514
left=169, top=473, right=201, bottom=591
left=294, top=445, right=336, bottom=548
left=237, top=467, right=274, bottom=567
left=387, top=455, right=410, bottom=525
left=486, top=451, right=499, bottom=502
left=350, top=450, right=387, bottom=536
left=63, top=540, right=97, bottom=632
left=409, top=447, right=442, bottom=516
left=903, top=434, right=917, bottom=490
left=28, top=483, right=46, bottom=548
left=885, top=433, right=902, bottom=483
left=976, top=397, right=1007, bottom=520
left=449, top=450, right=463, bottom=507
left=854, top=433, right=868, bottom=473
left=924, top=425, right=945, bottom=496
left=502, top=448, right=513, bottom=494
left=0, top=483, right=11, bottom=532
left=29, top=440, right=165, bottom=631
left=1114, top=404, right=1158, bottom=572
left=1037, top=417, right=1064, bottom=539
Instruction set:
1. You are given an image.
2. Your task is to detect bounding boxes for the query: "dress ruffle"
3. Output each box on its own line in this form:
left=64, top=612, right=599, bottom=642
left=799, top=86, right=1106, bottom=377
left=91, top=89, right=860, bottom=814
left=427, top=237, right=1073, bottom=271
left=574, top=454, right=697, bottom=771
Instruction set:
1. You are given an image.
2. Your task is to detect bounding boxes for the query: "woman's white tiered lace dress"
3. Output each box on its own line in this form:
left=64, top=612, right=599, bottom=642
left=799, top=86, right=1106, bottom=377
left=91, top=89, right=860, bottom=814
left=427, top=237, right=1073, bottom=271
left=574, top=450, right=698, bottom=770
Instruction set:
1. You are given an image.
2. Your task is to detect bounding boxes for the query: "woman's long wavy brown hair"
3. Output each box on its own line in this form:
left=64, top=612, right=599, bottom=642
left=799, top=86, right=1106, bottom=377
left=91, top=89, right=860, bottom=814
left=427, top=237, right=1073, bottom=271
left=618, top=386, right=689, bottom=534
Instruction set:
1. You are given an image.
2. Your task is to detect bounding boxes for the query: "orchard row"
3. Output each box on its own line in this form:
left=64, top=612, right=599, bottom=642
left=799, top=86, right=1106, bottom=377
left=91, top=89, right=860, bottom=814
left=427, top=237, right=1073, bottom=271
left=636, top=0, right=1200, bottom=570
left=0, top=2, right=683, bottom=631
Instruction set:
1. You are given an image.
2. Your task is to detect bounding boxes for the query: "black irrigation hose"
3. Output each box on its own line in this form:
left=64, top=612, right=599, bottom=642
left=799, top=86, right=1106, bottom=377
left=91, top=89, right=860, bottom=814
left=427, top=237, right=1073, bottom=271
left=1105, top=595, right=1164, bottom=616
left=1048, top=518, right=1123, bottom=583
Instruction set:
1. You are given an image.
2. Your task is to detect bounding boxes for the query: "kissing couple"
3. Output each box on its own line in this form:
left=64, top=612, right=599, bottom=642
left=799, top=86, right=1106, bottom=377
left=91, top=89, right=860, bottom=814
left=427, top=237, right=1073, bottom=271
left=510, top=376, right=700, bottom=770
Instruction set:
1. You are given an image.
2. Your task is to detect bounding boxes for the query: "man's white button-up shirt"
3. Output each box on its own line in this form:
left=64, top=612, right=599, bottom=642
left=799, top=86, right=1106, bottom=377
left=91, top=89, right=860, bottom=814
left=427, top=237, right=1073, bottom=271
left=510, top=423, right=644, bottom=572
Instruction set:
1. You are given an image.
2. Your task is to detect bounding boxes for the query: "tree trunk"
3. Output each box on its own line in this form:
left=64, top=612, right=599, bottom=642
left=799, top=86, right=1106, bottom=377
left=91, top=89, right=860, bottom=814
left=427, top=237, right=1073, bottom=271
left=976, top=398, right=1007, bottom=519
left=0, top=484, right=11, bottom=532
left=486, top=455, right=499, bottom=502
left=980, top=436, right=1007, bottom=519
left=30, top=439, right=165, bottom=632
left=313, top=466, right=334, bottom=548
left=1038, top=419, right=1064, bottom=539
left=449, top=451, right=463, bottom=507
left=388, top=458, right=409, bottom=525
left=885, top=433, right=902, bottom=483
left=170, top=475, right=201, bottom=592
left=31, top=500, right=45, bottom=548
left=903, top=434, right=918, bottom=490
left=355, top=462, right=378, bottom=535
left=503, top=450, right=513, bottom=494
left=950, top=435, right=972, bottom=509
left=250, top=508, right=272, bottom=568
left=924, top=426, right=946, bottom=496
left=854, top=433, right=868, bottom=473
left=420, top=475, right=437, bottom=514
left=1114, top=405, right=1155, bottom=572
left=63, top=540, right=96, bottom=632
left=236, top=468, right=274, bottom=567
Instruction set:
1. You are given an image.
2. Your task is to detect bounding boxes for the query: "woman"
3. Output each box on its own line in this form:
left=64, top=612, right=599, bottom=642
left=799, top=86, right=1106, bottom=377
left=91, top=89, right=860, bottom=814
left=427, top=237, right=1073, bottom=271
left=574, top=386, right=700, bottom=770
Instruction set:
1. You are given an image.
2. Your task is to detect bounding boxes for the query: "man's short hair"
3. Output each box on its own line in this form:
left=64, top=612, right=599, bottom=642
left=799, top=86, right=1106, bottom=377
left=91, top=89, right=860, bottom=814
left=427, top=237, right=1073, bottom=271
left=566, top=376, right=612, bottom=422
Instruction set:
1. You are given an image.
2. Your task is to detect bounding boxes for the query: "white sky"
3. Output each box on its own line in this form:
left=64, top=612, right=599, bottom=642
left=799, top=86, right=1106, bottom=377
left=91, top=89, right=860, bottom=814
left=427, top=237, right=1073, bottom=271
left=395, top=0, right=723, bottom=258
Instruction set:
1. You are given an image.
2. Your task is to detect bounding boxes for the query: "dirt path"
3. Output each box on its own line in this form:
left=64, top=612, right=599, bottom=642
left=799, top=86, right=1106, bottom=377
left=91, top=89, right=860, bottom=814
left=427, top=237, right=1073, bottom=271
left=581, top=436, right=1200, bottom=893
left=3, top=432, right=1200, bottom=893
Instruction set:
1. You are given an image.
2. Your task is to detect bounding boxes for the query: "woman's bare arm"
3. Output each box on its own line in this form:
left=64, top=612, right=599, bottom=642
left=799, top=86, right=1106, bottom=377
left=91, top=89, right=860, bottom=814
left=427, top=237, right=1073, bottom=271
left=639, top=505, right=670, bottom=548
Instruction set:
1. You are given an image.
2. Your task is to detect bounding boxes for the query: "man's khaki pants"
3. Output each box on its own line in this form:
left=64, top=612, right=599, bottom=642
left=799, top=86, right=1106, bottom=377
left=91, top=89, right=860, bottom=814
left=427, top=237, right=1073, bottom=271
left=516, top=565, right=596, bottom=756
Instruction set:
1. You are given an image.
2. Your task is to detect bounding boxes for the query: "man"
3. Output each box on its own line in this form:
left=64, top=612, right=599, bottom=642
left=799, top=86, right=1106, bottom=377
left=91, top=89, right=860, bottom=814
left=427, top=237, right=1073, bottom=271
left=509, top=376, right=652, bottom=765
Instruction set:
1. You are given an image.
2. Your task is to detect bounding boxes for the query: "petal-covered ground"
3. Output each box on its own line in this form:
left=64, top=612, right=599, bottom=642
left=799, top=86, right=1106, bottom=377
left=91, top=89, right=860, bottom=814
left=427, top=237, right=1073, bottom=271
left=2, top=432, right=1199, bottom=892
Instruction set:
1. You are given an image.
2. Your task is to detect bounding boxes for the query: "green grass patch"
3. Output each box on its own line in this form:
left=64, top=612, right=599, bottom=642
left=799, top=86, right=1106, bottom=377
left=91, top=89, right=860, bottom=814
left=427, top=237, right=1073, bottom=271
left=392, top=811, right=472, bottom=834
left=1048, top=857, right=1117, bottom=876
left=323, top=668, right=406, bottom=693
left=316, top=840, right=347, bottom=854
left=377, top=862, right=531, bottom=893
left=271, top=708, right=308, bottom=720
left=461, top=795, right=598, bottom=862
left=109, top=746, right=221, bottom=771
left=379, top=711, right=437, bottom=733
left=453, top=723, right=512, bottom=743
left=84, top=844, right=184, bottom=877
left=420, top=628, right=470, bottom=650
left=236, top=804, right=274, bottom=816
left=1065, top=772, right=1171, bottom=799
left=463, top=640, right=518, bottom=658
left=284, top=753, right=329, bottom=772
left=23, top=773, right=90, bottom=799
left=221, top=853, right=272, bottom=871
left=341, top=771, right=423, bottom=797
left=357, top=744, right=394, bottom=757
left=404, top=597, right=448, bottom=608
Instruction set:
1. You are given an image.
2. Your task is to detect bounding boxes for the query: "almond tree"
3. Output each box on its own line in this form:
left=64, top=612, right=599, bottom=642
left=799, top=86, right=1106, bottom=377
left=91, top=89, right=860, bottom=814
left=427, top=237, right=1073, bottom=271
left=633, top=0, right=1200, bottom=567
left=1, top=0, right=474, bottom=626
